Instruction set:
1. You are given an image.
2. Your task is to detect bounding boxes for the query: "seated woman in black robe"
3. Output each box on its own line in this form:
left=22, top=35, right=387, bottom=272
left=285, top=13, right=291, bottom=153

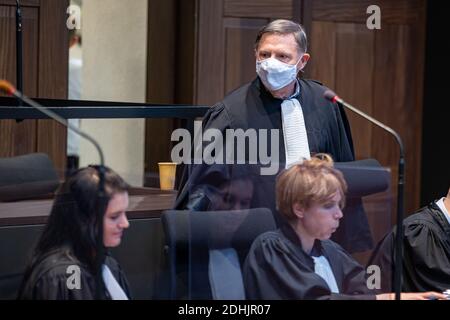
left=369, top=187, right=450, bottom=293
left=243, top=154, right=445, bottom=300
left=18, top=166, right=131, bottom=300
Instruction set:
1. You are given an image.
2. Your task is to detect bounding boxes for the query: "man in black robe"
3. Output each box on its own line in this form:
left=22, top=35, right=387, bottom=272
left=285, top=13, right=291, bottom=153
left=369, top=187, right=450, bottom=293
left=175, top=19, right=373, bottom=253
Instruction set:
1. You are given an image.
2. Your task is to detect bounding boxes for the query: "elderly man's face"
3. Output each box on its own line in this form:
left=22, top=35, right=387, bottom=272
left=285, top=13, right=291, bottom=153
left=256, top=33, right=304, bottom=66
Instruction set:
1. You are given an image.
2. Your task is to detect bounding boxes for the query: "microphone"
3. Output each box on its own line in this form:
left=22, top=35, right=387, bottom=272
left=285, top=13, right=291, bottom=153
left=0, top=79, right=107, bottom=300
left=324, top=89, right=405, bottom=300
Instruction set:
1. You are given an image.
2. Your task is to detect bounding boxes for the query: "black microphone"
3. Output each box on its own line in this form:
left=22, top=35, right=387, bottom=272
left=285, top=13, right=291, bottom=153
left=324, top=89, right=405, bottom=300
left=0, top=79, right=107, bottom=300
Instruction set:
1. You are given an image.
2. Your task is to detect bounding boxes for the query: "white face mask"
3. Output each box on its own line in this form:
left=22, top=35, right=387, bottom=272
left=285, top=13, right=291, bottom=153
left=256, top=56, right=303, bottom=91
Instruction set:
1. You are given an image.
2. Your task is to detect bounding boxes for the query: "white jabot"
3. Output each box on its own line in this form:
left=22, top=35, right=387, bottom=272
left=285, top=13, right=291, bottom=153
left=102, top=264, right=128, bottom=300
left=208, top=248, right=245, bottom=300
left=436, top=198, right=450, bottom=226
left=312, top=255, right=340, bottom=293
left=280, top=82, right=310, bottom=168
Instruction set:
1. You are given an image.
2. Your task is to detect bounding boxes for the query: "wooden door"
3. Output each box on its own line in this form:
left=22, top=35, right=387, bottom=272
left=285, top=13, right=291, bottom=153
left=0, top=0, right=69, bottom=176
left=308, top=0, right=427, bottom=249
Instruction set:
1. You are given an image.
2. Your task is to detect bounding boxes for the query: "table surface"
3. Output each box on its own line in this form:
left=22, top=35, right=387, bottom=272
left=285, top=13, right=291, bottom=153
left=0, top=187, right=177, bottom=227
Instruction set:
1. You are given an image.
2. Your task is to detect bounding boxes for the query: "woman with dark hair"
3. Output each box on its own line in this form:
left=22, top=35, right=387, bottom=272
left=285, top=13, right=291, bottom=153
left=18, top=166, right=131, bottom=299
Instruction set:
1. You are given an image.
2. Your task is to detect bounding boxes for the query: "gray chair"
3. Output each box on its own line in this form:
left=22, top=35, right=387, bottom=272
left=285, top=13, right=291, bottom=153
left=161, top=208, right=276, bottom=300
left=0, top=153, right=59, bottom=202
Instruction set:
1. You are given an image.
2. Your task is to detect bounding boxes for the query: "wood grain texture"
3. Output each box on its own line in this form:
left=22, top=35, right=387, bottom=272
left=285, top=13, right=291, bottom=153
left=0, top=190, right=177, bottom=227
left=0, top=0, right=39, bottom=7
left=313, top=0, right=424, bottom=24
left=0, top=6, right=38, bottom=157
left=372, top=23, right=424, bottom=219
left=146, top=0, right=177, bottom=174
left=335, top=23, right=374, bottom=160
left=36, top=0, right=69, bottom=177
left=224, top=17, right=267, bottom=94
left=196, top=0, right=225, bottom=105
left=224, top=0, right=293, bottom=19
left=308, top=0, right=426, bottom=226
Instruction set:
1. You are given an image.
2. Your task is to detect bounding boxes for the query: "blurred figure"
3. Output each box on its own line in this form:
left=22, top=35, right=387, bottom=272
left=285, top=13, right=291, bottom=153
left=369, top=187, right=450, bottom=293
left=18, top=166, right=131, bottom=300
left=66, top=29, right=82, bottom=177
left=210, top=177, right=254, bottom=211
left=243, top=154, right=445, bottom=300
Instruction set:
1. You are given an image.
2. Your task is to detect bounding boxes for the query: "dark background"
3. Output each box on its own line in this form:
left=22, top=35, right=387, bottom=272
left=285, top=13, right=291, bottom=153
left=421, top=1, right=450, bottom=205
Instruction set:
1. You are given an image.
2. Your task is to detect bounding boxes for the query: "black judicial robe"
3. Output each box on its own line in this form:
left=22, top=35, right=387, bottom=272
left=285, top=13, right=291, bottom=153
left=175, top=77, right=373, bottom=253
left=368, top=201, right=450, bottom=293
left=18, top=248, right=131, bottom=300
left=243, top=224, right=376, bottom=300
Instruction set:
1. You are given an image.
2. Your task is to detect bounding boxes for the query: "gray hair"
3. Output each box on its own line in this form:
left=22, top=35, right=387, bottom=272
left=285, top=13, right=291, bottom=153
left=255, top=19, right=307, bottom=53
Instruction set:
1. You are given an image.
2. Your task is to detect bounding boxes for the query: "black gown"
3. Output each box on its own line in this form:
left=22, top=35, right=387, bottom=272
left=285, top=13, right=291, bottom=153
left=368, top=201, right=450, bottom=293
left=18, top=248, right=131, bottom=300
left=175, top=77, right=373, bottom=253
left=243, top=224, right=376, bottom=300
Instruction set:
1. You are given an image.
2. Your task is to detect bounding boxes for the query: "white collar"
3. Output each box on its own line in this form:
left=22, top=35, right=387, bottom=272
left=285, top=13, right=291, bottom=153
left=102, top=264, right=128, bottom=300
left=436, top=198, right=450, bottom=226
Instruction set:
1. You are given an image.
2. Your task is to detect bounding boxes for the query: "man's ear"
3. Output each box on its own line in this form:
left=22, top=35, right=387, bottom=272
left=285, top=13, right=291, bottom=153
left=299, top=53, right=310, bottom=71
left=302, top=53, right=310, bottom=63
left=292, top=203, right=305, bottom=219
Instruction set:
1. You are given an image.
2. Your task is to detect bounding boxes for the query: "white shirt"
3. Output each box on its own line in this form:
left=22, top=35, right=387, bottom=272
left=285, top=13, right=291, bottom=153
left=102, top=264, right=128, bottom=300
left=312, top=255, right=340, bottom=293
left=436, top=197, right=450, bottom=226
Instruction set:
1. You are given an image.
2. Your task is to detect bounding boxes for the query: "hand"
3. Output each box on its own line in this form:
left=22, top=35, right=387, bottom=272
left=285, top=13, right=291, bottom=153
left=376, top=292, right=448, bottom=300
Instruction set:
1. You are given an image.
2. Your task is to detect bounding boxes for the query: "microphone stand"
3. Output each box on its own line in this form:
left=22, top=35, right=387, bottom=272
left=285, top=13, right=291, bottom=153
left=331, top=94, right=405, bottom=300
left=5, top=84, right=107, bottom=300
left=15, top=1, right=24, bottom=120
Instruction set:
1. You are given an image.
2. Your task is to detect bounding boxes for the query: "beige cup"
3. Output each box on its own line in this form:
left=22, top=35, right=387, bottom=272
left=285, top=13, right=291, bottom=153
left=158, top=162, right=177, bottom=190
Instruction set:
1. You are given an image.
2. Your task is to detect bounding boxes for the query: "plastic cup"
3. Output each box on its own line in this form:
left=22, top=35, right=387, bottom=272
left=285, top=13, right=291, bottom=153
left=158, top=162, right=177, bottom=190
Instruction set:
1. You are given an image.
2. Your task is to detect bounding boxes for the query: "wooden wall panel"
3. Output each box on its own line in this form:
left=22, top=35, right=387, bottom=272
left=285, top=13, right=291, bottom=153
left=224, top=18, right=268, bottom=94
left=145, top=0, right=176, bottom=179
left=308, top=0, right=427, bottom=226
left=372, top=24, right=424, bottom=219
left=309, top=22, right=336, bottom=90
left=36, top=0, right=69, bottom=176
left=335, top=23, right=374, bottom=160
left=1, top=0, right=39, bottom=6
left=0, top=0, right=68, bottom=177
left=224, top=0, right=293, bottom=19
left=196, top=0, right=225, bottom=105
left=309, top=20, right=377, bottom=161
left=0, top=5, right=39, bottom=158
left=313, top=0, right=424, bottom=24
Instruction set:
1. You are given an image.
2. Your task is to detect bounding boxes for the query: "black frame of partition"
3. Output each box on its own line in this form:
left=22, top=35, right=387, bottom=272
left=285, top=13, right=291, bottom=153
left=0, top=97, right=209, bottom=119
